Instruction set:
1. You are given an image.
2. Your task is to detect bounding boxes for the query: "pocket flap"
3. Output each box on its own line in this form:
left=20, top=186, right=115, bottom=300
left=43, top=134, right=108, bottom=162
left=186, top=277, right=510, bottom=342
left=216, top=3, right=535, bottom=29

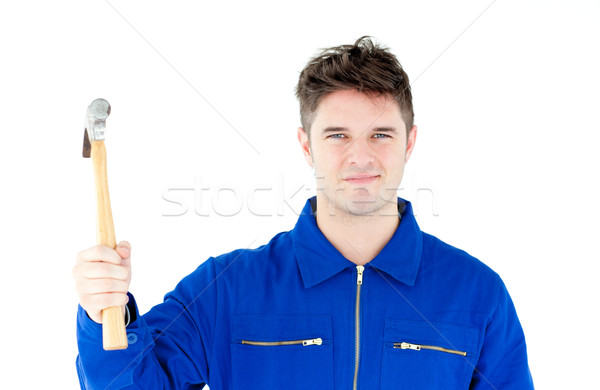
left=232, top=314, right=332, bottom=342
left=384, top=318, right=479, bottom=355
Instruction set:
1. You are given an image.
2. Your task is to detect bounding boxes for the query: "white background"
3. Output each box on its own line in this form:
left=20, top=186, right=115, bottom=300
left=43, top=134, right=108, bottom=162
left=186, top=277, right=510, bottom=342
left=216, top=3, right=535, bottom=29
left=1, top=0, right=598, bottom=388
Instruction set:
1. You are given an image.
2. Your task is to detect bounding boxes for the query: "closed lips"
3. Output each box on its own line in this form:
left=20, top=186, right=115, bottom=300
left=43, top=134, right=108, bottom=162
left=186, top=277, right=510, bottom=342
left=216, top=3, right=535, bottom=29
left=344, top=175, right=379, bottom=181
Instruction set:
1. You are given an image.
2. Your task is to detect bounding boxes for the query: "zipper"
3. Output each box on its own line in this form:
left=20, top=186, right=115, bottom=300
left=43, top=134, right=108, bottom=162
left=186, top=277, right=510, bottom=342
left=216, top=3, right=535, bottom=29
left=353, top=265, right=364, bottom=390
left=394, top=341, right=467, bottom=357
left=240, top=338, right=323, bottom=346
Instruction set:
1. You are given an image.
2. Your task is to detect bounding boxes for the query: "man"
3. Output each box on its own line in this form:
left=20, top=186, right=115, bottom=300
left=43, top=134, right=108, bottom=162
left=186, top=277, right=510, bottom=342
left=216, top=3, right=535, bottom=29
left=74, top=36, right=534, bottom=389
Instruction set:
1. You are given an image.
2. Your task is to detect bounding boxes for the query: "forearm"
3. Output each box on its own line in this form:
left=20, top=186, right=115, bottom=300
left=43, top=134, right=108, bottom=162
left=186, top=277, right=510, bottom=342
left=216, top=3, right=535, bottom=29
left=76, top=293, right=206, bottom=389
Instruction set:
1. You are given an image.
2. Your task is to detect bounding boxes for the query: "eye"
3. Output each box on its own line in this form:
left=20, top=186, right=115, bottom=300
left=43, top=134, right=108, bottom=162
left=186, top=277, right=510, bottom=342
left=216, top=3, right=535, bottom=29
left=327, top=133, right=346, bottom=139
left=373, top=133, right=392, bottom=139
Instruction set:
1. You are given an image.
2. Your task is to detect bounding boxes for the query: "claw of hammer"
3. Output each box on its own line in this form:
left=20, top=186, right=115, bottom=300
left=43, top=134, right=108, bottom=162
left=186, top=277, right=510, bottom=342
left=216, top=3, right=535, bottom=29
left=82, top=98, right=111, bottom=158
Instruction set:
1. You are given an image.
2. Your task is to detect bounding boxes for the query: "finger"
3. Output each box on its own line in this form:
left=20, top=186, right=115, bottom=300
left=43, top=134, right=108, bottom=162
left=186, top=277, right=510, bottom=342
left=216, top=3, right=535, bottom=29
left=116, top=241, right=131, bottom=260
left=82, top=292, right=130, bottom=314
left=77, top=262, right=130, bottom=281
left=76, top=245, right=124, bottom=265
left=76, top=278, right=130, bottom=295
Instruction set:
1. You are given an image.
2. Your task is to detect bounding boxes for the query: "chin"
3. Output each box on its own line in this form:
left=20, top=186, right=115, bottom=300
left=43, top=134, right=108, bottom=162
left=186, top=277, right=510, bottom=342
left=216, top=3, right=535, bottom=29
left=343, top=196, right=382, bottom=216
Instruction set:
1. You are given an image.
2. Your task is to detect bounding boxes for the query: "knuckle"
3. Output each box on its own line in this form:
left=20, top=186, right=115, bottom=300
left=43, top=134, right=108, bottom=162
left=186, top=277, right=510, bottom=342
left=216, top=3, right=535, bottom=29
left=76, top=247, right=89, bottom=258
left=119, top=293, right=129, bottom=306
left=80, top=296, right=94, bottom=309
left=98, top=279, right=112, bottom=292
left=113, top=265, right=128, bottom=281
left=75, top=251, right=84, bottom=263
left=91, top=293, right=108, bottom=307
left=98, top=263, right=112, bottom=276
left=107, top=279, right=125, bottom=293
left=74, top=279, right=85, bottom=291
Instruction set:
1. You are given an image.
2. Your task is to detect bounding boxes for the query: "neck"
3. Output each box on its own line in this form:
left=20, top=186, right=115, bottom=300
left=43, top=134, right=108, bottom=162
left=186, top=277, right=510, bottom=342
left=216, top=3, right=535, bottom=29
left=314, top=195, right=400, bottom=266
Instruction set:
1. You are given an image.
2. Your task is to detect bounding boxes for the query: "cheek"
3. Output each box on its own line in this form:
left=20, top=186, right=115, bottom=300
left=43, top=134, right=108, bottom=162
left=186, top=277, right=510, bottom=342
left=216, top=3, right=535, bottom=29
left=379, top=147, right=405, bottom=168
left=312, top=146, right=338, bottom=169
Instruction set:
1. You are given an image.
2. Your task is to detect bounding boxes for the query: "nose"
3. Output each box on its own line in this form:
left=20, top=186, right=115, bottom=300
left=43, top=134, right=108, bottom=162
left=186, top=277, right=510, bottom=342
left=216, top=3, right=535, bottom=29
left=346, top=137, right=375, bottom=167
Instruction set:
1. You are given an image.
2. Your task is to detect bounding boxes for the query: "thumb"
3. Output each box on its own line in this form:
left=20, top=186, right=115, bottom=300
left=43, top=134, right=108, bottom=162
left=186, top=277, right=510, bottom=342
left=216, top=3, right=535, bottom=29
left=116, top=241, right=131, bottom=259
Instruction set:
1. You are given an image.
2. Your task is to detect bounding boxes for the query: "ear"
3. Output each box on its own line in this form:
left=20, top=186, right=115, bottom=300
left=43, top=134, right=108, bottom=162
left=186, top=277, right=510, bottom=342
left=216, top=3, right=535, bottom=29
left=404, top=125, right=418, bottom=163
left=297, top=127, right=314, bottom=167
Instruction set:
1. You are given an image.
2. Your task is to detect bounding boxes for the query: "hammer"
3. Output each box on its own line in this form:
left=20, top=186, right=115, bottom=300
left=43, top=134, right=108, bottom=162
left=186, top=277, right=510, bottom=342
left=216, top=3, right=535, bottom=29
left=82, top=98, right=128, bottom=350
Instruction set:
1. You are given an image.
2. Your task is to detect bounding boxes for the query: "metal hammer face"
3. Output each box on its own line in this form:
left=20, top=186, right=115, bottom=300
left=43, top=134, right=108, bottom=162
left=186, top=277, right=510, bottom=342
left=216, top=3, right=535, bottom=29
left=82, top=98, right=111, bottom=158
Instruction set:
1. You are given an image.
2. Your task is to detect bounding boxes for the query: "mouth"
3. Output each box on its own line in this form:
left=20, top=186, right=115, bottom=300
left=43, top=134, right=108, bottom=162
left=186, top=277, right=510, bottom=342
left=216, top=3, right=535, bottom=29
left=343, top=175, right=380, bottom=185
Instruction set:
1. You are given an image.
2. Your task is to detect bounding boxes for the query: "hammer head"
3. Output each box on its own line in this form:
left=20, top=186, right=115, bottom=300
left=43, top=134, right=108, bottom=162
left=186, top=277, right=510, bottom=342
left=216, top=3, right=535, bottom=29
left=82, top=98, right=111, bottom=158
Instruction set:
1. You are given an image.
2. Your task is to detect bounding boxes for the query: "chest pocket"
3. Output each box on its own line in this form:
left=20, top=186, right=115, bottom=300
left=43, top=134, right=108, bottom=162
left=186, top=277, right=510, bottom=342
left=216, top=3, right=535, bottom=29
left=380, top=319, right=480, bottom=389
left=231, top=314, right=334, bottom=389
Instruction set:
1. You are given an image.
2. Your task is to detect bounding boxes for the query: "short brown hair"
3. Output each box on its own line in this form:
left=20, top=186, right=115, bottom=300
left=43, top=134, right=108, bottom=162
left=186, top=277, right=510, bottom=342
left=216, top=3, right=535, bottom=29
left=295, top=36, right=414, bottom=140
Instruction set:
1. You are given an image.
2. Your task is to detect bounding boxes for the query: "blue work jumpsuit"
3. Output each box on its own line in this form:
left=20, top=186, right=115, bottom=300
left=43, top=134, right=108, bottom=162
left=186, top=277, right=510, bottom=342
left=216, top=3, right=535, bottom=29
left=77, top=196, right=534, bottom=389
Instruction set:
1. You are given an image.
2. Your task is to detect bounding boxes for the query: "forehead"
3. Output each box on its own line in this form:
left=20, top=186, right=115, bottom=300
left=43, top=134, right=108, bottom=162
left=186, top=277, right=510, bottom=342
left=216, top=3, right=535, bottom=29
left=313, top=89, right=405, bottom=129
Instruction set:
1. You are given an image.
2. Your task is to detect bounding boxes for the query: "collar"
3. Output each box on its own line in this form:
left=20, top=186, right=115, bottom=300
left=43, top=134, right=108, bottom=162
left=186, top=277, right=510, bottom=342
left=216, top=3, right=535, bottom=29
left=291, top=196, right=423, bottom=289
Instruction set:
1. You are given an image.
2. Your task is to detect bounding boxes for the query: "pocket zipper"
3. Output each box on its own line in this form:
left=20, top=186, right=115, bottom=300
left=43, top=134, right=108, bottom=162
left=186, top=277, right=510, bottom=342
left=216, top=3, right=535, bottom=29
left=394, top=342, right=467, bottom=357
left=240, top=338, right=323, bottom=346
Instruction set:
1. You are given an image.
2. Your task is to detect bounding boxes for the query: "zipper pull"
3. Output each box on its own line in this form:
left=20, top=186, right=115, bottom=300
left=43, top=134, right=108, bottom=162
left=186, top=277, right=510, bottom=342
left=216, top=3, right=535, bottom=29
left=302, top=338, right=323, bottom=346
left=356, top=265, right=364, bottom=285
left=399, top=342, right=421, bottom=351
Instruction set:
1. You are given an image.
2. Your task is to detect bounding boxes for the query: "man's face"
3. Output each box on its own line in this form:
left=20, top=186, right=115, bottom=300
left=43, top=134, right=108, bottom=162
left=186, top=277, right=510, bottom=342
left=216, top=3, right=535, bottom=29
left=298, top=89, right=417, bottom=217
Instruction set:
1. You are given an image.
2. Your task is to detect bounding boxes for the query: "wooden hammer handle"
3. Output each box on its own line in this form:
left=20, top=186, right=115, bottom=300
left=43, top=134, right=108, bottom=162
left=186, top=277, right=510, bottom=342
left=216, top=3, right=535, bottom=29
left=92, top=141, right=128, bottom=350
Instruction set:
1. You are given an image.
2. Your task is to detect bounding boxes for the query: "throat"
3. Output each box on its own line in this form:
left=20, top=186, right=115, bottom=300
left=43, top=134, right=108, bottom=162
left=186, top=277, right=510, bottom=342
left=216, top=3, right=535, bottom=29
left=315, top=206, right=400, bottom=265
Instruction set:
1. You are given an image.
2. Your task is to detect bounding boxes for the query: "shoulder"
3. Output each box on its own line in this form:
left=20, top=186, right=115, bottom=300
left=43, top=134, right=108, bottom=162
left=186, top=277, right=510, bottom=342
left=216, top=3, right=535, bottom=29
left=167, top=230, right=293, bottom=301
left=181, top=230, right=294, bottom=285
left=420, top=231, right=503, bottom=294
left=212, top=230, right=292, bottom=268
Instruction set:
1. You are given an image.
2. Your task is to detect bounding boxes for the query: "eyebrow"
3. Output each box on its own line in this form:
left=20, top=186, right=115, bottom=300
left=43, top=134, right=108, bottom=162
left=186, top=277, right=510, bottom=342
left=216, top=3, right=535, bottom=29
left=322, top=126, right=398, bottom=134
